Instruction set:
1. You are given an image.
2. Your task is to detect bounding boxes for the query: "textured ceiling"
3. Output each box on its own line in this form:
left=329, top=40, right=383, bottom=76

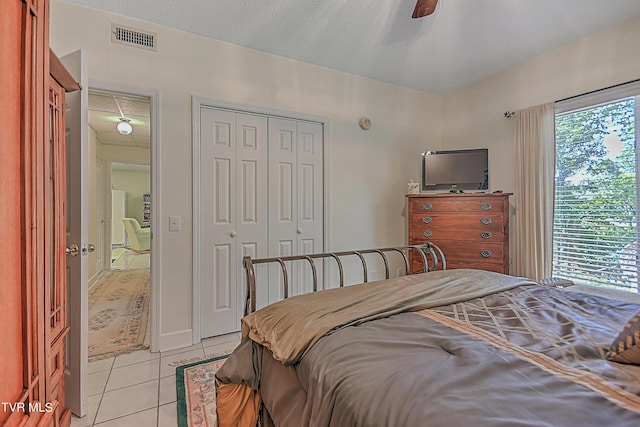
left=62, top=0, right=640, bottom=94
left=88, top=91, right=150, bottom=148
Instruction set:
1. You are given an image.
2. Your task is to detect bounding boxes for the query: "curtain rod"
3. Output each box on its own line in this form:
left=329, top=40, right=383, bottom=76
left=504, top=78, right=640, bottom=119
left=555, top=78, right=640, bottom=104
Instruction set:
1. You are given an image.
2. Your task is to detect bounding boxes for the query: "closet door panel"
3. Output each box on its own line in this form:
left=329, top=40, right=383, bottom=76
left=200, top=108, right=238, bottom=337
left=268, top=118, right=299, bottom=301
left=297, top=122, right=324, bottom=292
left=236, top=114, right=268, bottom=316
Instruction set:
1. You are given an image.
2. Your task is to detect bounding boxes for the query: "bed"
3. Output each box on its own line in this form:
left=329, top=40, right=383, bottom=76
left=215, top=243, right=640, bottom=427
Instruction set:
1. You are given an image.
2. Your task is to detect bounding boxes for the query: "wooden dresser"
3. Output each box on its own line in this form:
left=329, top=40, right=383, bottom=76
left=407, top=193, right=512, bottom=274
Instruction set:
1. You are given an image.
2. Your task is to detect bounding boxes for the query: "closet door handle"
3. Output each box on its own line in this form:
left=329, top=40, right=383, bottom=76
left=230, top=231, right=237, bottom=238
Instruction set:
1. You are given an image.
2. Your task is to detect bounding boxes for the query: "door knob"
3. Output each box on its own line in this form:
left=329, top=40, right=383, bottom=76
left=230, top=231, right=237, bottom=238
left=66, top=244, right=79, bottom=257
left=297, top=228, right=302, bottom=234
left=88, top=243, right=95, bottom=252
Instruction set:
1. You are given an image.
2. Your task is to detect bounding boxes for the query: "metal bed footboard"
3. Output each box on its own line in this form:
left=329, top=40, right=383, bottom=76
left=242, top=243, right=445, bottom=315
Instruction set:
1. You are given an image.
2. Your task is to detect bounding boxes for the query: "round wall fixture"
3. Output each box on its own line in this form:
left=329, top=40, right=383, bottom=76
left=359, top=116, right=371, bottom=130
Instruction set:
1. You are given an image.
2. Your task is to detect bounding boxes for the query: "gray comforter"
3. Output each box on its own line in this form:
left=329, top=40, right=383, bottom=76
left=216, top=271, right=640, bottom=427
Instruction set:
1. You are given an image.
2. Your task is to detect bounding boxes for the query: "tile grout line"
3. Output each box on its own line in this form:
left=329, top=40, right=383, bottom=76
left=156, top=344, right=164, bottom=427
left=90, top=357, right=115, bottom=427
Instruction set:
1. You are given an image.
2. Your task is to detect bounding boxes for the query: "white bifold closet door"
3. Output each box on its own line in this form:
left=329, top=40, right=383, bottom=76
left=268, top=118, right=324, bottom=303
left=200, top=108, right=268, bottom=338
left=199, top=108, right=323, bottom=338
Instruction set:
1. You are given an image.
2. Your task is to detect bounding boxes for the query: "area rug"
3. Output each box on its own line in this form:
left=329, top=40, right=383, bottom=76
left=176, top=355, right=230, bottom=427
left=88, top=268, right=150, bottom=361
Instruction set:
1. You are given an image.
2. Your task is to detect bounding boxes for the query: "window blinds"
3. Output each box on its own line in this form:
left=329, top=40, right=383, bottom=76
left=553, top=80, right=640, bottom=292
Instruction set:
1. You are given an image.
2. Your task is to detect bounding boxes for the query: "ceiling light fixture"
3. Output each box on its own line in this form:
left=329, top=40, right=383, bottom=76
left=113, top=95, right=133, bottom=135
left=117, top=117, right=133, bottom=135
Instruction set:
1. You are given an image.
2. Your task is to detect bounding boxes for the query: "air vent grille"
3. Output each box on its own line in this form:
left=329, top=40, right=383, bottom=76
left=111, top=24, right=157, bottom=52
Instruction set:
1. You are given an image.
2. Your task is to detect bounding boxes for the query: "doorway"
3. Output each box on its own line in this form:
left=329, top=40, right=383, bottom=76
left=87, top=90, right=153, bottom=358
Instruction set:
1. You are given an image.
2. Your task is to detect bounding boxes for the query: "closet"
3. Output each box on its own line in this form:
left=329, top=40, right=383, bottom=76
left=196, top=106, right=324, bottom=338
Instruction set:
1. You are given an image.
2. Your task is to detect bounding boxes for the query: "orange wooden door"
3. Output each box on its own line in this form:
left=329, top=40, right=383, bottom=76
left=46, top=74, right=72, bottom=427
left=0, top=0, right=58, bottom=426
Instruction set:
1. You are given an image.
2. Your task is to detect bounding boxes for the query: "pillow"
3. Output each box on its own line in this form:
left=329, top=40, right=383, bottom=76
left=606, top=311, right=640, bottom=365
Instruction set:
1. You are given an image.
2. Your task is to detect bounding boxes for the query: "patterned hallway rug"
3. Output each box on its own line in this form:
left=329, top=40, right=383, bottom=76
left=88, top=268, right=150, bottom=361
left=176, top=355, right=230, bottom=427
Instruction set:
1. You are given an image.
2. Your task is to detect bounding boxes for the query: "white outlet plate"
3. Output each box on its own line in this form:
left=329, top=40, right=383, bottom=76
left=169, top=215, right=181, bottom=232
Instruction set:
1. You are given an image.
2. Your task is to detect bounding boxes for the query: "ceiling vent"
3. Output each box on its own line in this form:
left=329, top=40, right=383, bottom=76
left=111, top=24, right=157, bottom=52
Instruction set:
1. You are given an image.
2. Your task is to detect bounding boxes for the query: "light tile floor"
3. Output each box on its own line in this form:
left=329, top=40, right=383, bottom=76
left=111, top=247, right=150, bottom=270
left=72, top=333, right=241, bottom=427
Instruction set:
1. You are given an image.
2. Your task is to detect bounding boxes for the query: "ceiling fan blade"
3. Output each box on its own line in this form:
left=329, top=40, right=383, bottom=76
left=412, top=0, right=438, bottom=19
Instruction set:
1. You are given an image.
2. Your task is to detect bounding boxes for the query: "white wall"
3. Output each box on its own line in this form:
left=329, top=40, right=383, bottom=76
left=50, top=0, right=441, bottom=350
left=441, top=16, right=640, bottom=271
left=111, top=168, right=151, bottom=225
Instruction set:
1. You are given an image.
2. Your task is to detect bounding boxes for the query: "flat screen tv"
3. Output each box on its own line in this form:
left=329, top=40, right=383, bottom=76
left=421, top=148, right=488, bottom=191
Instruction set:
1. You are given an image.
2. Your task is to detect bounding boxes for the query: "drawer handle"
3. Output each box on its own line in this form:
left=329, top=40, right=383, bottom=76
left=481, top=203, right=492, bottom=210
left=480, top=232, right=492, bottom=239
left=480, top=250, right=493, bottom=258
left=422, top=217, right=433, bottom=224
left=422, top=203, right=433, bottom=211
left=423, top=230, right=433, bottom=238
left=480, top=217, right=492, bottom=225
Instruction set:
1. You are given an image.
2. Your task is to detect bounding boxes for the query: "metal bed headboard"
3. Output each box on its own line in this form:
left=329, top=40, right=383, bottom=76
left=242, top=243, right=445, bottom=315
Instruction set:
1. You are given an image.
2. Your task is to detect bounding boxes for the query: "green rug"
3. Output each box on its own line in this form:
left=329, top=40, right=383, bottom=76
left=176, top=354, right=230, bottom=427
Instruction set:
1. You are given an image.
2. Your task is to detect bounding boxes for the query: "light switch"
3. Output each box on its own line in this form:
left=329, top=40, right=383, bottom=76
left=169, top=215, right=181, bottom=232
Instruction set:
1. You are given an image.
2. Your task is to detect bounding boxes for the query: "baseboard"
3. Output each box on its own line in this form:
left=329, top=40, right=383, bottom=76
left=88, top=271, right=103, bottom=290
left=158, top=329, right=193, bottom=353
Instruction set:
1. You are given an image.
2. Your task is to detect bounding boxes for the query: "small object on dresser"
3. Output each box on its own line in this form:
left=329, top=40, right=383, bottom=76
left=407, top=180, right=420, bottom=194
left=538, top=277, right=574, bottom=288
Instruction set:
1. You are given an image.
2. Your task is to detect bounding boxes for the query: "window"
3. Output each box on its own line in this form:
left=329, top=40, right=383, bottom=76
left=553, top=81, right=640, bottom=292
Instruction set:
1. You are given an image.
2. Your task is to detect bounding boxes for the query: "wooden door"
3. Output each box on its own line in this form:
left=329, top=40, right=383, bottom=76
left=0, top=0, right=55, bottom=425
left=0, top=0, right=73, bottom=425
left=46, top=73, right=71, bottom=427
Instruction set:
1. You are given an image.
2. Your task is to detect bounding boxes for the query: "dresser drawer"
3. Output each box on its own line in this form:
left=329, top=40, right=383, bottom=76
left=410, top=228, right=504, bottom=243
left=443, top=261, right=506, bottom=273
left=410, top=213, right=504, bottom=238
left=435, top=241, right=504, bottom=263
left=409, top=197, right=504, bottom=214
left=411, top=241, right=504, bottom=269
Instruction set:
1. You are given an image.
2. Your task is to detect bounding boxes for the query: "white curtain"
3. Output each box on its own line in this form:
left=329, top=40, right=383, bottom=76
left=513, top=102, right=555, bottom=280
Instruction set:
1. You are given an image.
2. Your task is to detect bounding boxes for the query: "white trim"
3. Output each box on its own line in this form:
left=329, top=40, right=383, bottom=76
left=556, top=80, right=640, bottom=115
left=157, top=329, right=193, bottom=353
left=191, top=96, right=331, bottom=343
left=191, top=96, right=202, bottom=344
left=88, top=271, right=101, bottom=290
left=89, top=79, right=161, bottom=354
